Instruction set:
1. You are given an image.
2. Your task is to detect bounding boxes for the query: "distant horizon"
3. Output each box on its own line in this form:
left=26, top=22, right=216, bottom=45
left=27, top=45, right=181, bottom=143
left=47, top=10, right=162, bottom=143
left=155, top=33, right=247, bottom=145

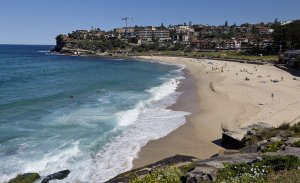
left=0, top=0, right=299, bottom=45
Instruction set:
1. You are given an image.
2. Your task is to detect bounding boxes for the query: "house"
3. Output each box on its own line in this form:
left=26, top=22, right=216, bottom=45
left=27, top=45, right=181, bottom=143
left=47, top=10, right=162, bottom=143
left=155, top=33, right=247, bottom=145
left=191, top=40, right=216, bottom=50
left=175, top=25, right=195, bottom=34
left=223, top=39, right=241, bottom=50
left=137, top=28, right=170, bottom=41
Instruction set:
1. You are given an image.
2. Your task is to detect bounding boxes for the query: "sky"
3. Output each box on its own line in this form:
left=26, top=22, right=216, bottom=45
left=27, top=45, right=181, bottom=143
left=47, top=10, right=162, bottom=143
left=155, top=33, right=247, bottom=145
left=0, top=0, right=299, bottom=45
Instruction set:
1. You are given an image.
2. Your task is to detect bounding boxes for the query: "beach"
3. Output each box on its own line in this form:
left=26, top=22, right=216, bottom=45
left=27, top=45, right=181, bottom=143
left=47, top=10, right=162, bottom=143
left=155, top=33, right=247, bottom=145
left=133, top=56, right=300, bottom=168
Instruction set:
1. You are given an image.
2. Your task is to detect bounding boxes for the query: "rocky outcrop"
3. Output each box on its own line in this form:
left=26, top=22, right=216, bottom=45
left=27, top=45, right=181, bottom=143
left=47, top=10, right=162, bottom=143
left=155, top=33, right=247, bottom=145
left=107, top=155, right=198, bottom=183
left=181, top=153, right=262, bottom=183
left=108, top=122, right=300, bottom=183
left=7, top=170, right=70, bottom=183
left=41, top=170, right=70, bottom=183
left=7, top=173, right=40, bottom=183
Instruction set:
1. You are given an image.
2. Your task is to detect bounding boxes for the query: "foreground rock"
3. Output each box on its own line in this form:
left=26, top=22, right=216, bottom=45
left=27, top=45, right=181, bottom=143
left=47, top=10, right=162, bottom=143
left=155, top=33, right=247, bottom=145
left=108, top=122, right=300, bottom=182
left=107, top=155, right=198, bottom=183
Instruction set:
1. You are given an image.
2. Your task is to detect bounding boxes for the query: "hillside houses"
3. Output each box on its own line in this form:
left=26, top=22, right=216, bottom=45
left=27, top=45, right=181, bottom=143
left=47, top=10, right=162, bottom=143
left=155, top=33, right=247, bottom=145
left=56, top=20, right=295, bottom=55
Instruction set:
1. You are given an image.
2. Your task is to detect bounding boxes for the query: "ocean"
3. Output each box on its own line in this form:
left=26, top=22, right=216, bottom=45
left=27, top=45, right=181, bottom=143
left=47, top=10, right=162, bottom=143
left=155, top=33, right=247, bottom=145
left=0, top=45, right=189, bottom=182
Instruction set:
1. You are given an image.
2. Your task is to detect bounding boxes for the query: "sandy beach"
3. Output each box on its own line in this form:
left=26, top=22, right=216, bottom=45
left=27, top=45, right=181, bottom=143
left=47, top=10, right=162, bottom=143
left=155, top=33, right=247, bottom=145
left=133, top=56, right=300, bottom=168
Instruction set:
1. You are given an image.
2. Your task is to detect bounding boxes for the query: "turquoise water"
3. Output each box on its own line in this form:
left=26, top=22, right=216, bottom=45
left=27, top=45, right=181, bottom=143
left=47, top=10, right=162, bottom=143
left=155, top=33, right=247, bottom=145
left=0, top=45, right=189, bottom=182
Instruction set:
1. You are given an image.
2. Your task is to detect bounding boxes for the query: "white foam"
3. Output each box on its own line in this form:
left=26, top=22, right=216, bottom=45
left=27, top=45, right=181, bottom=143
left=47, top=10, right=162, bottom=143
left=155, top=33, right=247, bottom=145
left=0, top=63, right=190, bottom=183
left=117, top=101, right=144, bottom=126
left=90, top=109, right=189, bottom=182
left=37, top=50, right=50, bottom=53
left=87, top=66, right=190, bottom=182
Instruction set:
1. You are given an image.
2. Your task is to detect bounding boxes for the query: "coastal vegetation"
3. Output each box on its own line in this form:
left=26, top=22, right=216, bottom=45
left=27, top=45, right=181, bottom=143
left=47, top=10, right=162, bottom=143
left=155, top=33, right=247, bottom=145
left=130, top=166, right=184, bottom=183
left=111, top=155, right=300, bottom=183
left=241, top=122, right=300, bottom=147
left=215, top=155, right=300, bottom=183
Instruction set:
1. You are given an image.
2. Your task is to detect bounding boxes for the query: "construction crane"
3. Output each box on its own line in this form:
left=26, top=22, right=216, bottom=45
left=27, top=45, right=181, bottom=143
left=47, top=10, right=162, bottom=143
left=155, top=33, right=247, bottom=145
left=122, top=17, right=133, bottom=39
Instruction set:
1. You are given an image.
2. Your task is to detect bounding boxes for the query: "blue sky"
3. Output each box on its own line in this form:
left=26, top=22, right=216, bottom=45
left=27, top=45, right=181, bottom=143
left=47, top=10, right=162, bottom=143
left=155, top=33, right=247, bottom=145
left=0, top=0, right=299, bottom=45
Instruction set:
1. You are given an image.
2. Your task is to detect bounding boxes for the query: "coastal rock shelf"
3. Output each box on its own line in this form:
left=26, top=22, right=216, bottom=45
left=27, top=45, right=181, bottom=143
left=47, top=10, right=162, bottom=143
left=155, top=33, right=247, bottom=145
left=107, top=122, right=300, bottom=183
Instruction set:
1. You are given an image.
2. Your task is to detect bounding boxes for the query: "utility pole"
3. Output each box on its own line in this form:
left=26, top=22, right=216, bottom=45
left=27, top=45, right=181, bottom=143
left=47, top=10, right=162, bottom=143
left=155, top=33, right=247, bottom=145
left=122, top=17, right=133, bottom=39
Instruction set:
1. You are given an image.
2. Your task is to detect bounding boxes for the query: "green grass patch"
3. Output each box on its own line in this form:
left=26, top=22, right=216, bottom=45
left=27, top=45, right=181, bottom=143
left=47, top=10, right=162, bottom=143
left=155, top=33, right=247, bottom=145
left=265, top=169, right=300, bottom=183
left=130, top=166, right=183, bottom=183
left=214, top=155, right=300, bottom=183
left=262, top=141, right=284, bottom=153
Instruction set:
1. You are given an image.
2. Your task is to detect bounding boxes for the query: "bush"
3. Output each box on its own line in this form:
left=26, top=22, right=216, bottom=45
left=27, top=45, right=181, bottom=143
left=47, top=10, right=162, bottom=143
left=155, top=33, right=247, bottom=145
left=215, top=162, right=268, bottom=182
left=215, top=155, right=300, bottom=183
left=266, top=169, right=300, bottom=183
left=256, top=155, right=300, bottom=171
left=291, top=122, right=300, bottom=135
left=291, top=140, right=300, bottom=147
left=130, top=166, right=183, bottom=183
left=262, top=141, right=284, bottom=153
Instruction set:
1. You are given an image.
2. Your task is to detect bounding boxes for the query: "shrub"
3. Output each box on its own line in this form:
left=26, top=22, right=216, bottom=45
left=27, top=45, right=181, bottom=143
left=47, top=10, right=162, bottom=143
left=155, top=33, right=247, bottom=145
left=215, top=162, right=268, bottom=182
left=180, top=163, right=196, bottom=174
left=215, top=155, right=300, bottom=183
left=262, top=141, right=284, bottom=153
left=278, top=123, right=290, bottom=130
left=256, top=155, right=300, bottom=171
left=291, top=140, right=300, bottom=147
left=130, top=166, right=183, bottom=183
left=241, top=135, right=260, bottom=146
left=291, top=122, right=300, bottom=135
left=265, top=169, right=300, bottom=183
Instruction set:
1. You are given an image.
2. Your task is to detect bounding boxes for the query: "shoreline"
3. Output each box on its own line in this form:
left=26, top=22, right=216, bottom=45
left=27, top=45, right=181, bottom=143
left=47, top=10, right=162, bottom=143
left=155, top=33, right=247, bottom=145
left=132, top=56, right=300, bottom=168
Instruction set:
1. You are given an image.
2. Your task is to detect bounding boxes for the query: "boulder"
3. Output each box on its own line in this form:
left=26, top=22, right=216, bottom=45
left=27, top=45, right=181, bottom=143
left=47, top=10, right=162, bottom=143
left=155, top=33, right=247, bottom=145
left=182, top=165, right=217, bottom=182
left=241, top=143, right=259, bottom=153
left=41, top=170, right=70, bottom=183
left=285, top=137, right=300, bottom=145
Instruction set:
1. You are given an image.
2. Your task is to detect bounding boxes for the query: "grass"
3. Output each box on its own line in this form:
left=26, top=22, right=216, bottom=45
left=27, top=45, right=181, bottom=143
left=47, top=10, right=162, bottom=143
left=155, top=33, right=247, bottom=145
left=262, top=141, right=284, bottom=153
left=130, top=166, right=183, bottom=183
left=214, top=155, right=300, bottom=183
left=265, top=169, right=300, bottom=183
left=132, top=50, right=279, bottom=62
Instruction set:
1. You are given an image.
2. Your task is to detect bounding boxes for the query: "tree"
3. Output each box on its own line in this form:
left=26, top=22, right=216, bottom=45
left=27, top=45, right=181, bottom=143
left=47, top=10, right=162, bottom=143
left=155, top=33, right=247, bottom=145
left=184, top=22, right=187, bottom=26
left=160, top=23, right=166, bottom=30
left=272, top=20, right=300, bottom=51
left=274, top=18, right=279, bottom=25
left=224, top=20, right=228, bottom=27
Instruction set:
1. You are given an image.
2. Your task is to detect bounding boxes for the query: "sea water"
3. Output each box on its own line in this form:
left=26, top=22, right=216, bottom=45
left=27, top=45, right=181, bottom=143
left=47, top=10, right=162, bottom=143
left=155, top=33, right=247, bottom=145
left=0, top=45, right=189, bottom=182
